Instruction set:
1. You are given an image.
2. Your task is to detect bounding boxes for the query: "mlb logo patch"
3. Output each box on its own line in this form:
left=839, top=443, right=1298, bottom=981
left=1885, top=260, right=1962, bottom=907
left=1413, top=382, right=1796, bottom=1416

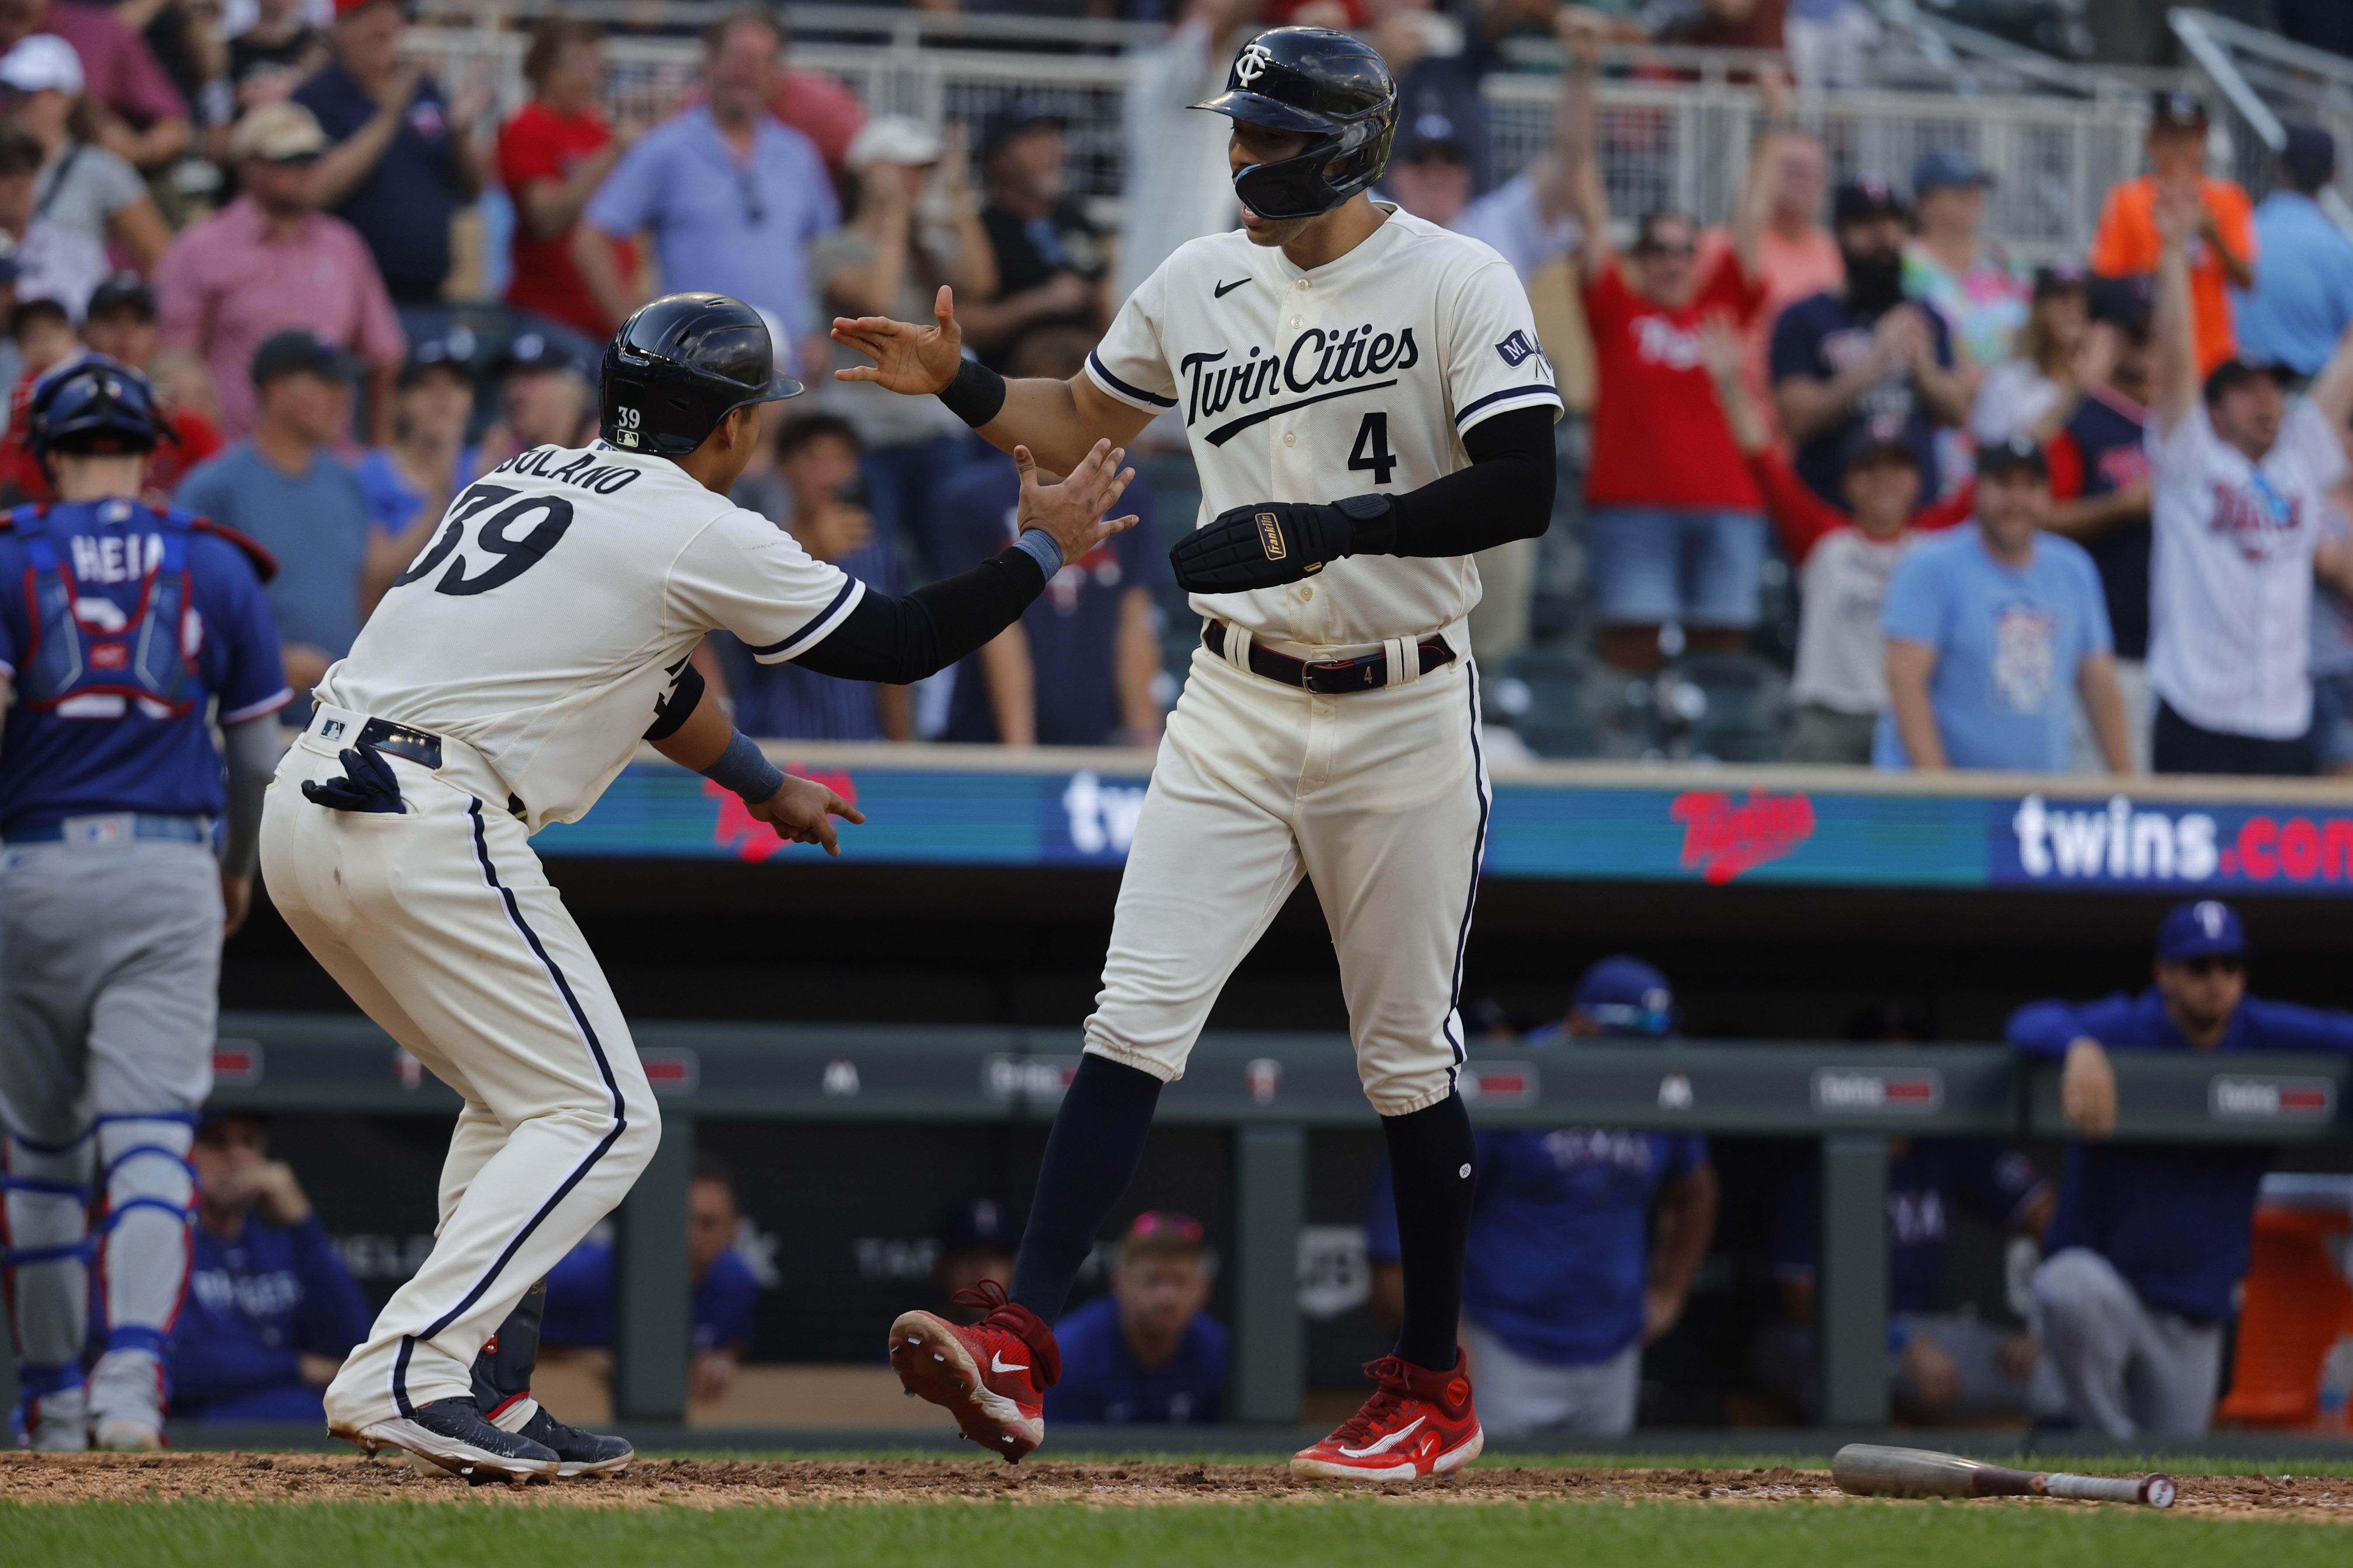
left=1494, top=330, right=1540, bottom=366
left=321, top=718, right=346, bottom=740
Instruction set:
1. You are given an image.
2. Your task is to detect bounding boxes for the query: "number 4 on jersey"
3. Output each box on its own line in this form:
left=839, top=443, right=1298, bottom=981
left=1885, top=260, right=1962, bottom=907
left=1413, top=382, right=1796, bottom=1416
left=1348, top=411, right=1397, bottom=486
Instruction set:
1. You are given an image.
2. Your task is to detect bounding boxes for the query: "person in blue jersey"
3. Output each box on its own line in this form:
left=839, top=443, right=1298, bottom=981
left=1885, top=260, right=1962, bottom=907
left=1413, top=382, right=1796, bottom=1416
left=167, top=1113, right=371, bottom=1422
left=0, top=355, right=288, bottom=1450
left=1366, top=958, right=1717, bottom=1439
left=1043, top=1211, right=1225, bottom=1427
left=2010, top=899, right=2353, bottom=1438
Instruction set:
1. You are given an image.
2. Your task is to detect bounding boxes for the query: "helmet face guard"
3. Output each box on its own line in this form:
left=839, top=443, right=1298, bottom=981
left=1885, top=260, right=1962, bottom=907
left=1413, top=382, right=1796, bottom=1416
left=1231, top=116, right=1396, bottom=222
left=1194, top=28, right=1399, bottom=223
left=31, top=356, right=167, bottom=472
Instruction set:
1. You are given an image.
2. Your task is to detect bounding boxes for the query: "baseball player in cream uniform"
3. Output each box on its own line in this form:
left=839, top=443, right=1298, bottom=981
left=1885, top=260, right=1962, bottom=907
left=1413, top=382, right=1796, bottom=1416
left=835, top=27, right=1561, bottom=1477
left=261, top=293, right=1134, bottom=1480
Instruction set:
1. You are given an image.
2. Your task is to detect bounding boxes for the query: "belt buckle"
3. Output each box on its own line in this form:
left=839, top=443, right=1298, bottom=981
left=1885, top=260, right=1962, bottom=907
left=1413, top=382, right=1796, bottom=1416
left=1303, top=652, right=1384, bottom=695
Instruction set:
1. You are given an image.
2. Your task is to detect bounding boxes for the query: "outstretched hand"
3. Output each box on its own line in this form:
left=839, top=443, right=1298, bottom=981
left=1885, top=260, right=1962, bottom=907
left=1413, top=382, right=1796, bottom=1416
left=831, top=284, right=967, bottom=397
left=1015, top=439, right=1139, bottom=563
left=748, top=773, right=866, bottom=857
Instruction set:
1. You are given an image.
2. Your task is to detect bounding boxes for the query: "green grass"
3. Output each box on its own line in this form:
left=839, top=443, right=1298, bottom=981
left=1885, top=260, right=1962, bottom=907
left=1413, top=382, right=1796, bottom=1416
left=0, top=1498, right=2343, bottom=1568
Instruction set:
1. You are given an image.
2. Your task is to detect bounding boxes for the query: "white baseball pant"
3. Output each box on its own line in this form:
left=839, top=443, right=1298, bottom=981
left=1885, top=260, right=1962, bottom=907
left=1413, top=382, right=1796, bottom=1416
left=261, top=718, right=658, bottom=1434
left=1083, top=630, right=1490, bottom=1115
left=2031, top=1246, right=2223, bottom=1439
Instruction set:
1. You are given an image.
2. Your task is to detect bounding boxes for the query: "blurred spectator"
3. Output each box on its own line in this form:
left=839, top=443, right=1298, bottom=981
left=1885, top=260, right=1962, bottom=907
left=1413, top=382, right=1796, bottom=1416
left=2315, top=511, right=2353, bottom=779
left=0, top=293, right=74, bottom=489
left=1564, top=13, right=1769, bottom=673
left=1903, top=149, right=2027, bottom=373
left=1700, top=85, right=1840, bottom=441
left=498, top=16, right=635, bottom=347
left=934, top=1199, right=1019, bottom=1326
left=2045, top=282, right=2154, bottom=774
left=356, top=337, right=470, bottom=611
left=542, top=1160, right=760, bottom=1406
left=2232, top=124, right=2353, bottom=379
left=1878, top=436, right=2131, bottom=773
left=173, top=329, right=370, bottom=704
left=765, top=17, right=864, bottom=183
left=1970, top=265, right=2087, bottom=444
left=710, top=412, right=911, bottom=742
left=1382, top=112, right=1473, bottom=229
left=1704, top=318, right=1972, bottom=765
left=2011, top=900, right=2353, bottom=1439
left=223, top=0, right=326, bottom=123
left=165, top=1113, right=371, bottom=1423
left=1451, top=33, right=1582, bottom=286
left=2090, top=92, right=2252, bottom=376
left=578, top=10, right=838, bottom=380
left=4, top=272, right=219, bottom=501
left=1042, top=1211, right=1225, bottom=1427
left=936, top=335, right=1164, bottom=747
left=156, top=100, right=404, bottom=442
left=1773, top=176, right=1967, bottom=505
left=3, top=0, right=191, bottom=173
left=814, top=115, right=992, bottom=559
left=294, top=0, right=484, bottom=325
left=1368, top=957, right=1715, bottom=1440
left=0, top=33, right=168, bottom=267
left=1116, top=0, right=1249, bottom=302
left=1784, top=0, right=1876, bottom=90
left=2143, top=182, right=2353, bottom=777
left=963, top=98, right=1106, bottom=373
left=0, top=127, right=100, bottom=317
left=464, top=328, right=591, bottom=481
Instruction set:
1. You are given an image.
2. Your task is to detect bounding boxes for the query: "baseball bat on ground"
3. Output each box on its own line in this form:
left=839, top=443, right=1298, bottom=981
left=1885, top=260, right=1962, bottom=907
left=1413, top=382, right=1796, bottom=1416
left=1832, top=1444, right=2176, bottom=1508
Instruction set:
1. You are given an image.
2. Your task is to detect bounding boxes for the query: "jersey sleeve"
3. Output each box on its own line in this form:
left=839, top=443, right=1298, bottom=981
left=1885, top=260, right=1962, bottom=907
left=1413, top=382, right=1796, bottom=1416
left=1444, top=257, right=1565, bottom=437
left=667, top=507, right=865, bottom=665
left=1878, top=546, right=1948, bottom=648
left=1082, top=258, right=1178, bottom=414
left=200, top=536, right=293, bottom=724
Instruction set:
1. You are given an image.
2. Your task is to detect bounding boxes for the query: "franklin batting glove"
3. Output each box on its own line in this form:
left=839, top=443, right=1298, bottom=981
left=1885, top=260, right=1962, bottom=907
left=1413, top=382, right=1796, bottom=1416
left=1169, top=493, right=1395, bottom=594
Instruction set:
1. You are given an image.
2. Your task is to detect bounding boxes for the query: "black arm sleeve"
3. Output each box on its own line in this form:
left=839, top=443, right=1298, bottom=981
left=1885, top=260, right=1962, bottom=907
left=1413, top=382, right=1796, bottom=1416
left=792, top=546, right=1050, bottom=684
left=1346, top=405, right=1558, bottom=558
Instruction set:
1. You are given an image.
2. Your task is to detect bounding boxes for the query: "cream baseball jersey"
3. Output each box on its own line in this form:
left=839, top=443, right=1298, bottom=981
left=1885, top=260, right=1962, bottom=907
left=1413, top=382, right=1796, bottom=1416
left=1085, top=205, right=1563, bottom=648
left=317, top=441, right=859, bottom=828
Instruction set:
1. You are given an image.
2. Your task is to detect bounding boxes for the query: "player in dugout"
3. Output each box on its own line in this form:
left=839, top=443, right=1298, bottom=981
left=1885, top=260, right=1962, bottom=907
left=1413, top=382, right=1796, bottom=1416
left=1043, top=1211, right=1226, bottom=1427
left=2009, top=899, right=2353, bottom=1438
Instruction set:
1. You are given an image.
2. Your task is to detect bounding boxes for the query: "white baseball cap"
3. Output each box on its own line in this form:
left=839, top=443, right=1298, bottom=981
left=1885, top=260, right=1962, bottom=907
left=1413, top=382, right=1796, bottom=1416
left=847, top=115, right=943, bottom=172
left=0, top=34, right=84, bottom=97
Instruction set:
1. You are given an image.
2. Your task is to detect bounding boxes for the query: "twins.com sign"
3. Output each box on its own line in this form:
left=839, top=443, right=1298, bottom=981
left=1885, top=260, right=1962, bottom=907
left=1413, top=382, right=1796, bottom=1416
left=2000, top=793, right=2353, bottom=893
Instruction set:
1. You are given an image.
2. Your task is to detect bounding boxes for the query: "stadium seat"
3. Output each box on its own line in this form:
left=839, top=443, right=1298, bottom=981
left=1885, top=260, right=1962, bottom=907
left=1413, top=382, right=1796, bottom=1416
left=1670, top=652, right=1791, bottom=763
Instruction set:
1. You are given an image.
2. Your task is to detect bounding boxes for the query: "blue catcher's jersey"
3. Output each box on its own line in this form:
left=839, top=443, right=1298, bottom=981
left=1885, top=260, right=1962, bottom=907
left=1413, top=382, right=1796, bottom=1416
left=0, top=498, right=288, bottom=834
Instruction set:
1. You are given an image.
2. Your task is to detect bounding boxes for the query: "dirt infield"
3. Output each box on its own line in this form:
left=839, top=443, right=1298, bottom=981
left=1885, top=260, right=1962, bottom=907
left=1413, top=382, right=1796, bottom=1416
left=4, top=1451, right=2351, bottom=1517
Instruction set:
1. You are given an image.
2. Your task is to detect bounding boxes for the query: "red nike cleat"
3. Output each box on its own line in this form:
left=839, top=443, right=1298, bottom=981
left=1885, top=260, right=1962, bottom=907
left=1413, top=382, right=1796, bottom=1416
left=1291, top=1355, right=1484, bottom=1481
left=887, top=1280, right=1061, bottom=1462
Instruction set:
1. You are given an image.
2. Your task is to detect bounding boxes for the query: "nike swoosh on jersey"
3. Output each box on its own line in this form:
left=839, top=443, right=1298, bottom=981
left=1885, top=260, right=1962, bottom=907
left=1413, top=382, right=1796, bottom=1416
left=990, top=1351, right=1029, bottom=1375
left=1337, top=1415, right=1425, bottom=1459
left=1213, top=278, right=1251, bottom=298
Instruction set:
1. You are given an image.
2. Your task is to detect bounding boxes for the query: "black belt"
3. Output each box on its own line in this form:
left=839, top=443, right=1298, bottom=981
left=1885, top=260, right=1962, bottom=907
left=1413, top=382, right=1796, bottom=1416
left=356, top=717, right=442, bottom=770
left=1202, top=621, right=1456, bottom=695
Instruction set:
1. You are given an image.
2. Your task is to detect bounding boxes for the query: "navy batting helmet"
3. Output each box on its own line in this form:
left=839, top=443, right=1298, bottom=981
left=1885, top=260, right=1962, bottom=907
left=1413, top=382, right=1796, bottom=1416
left=1193, top=27, right=1397, bottom=223
left=29, top=355, right=167, bottom=469
left=598, top=293, right=803, bottom=457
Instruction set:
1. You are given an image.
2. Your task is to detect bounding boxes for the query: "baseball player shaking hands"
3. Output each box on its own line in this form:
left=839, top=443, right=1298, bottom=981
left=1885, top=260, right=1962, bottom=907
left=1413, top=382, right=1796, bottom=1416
left=836, top=27, right=1561, bottom=1478
left=263, top=294, right=1134, bottom=1481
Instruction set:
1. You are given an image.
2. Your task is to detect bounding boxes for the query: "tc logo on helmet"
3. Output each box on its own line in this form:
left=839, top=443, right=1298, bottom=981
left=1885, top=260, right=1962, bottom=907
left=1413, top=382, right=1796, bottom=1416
left=1235, top=41, right=1274, bottom=85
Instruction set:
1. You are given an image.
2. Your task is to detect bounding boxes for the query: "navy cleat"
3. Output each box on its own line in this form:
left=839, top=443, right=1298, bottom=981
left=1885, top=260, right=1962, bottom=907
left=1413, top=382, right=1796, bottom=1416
left=348, top=1396, right=559, bottom=1483
left=518, top=1407, right=635, bottom=1477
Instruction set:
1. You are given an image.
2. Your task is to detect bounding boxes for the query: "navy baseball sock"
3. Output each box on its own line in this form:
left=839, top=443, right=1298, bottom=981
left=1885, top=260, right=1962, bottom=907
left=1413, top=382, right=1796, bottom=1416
left=1009, top=1054, right=1164, bottom=1321
left=1382, top=1091, right=1477, bottom=1372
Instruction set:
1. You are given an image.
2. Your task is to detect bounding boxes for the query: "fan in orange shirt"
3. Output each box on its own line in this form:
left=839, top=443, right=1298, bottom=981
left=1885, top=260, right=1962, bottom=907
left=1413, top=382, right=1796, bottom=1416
left=2091, top=91, right=2255, bottom=376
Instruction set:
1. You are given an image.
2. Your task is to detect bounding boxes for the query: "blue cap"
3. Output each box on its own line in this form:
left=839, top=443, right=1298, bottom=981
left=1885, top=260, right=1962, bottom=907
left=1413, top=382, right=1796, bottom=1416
left=939, top=1198, right=1017, bottom=1256
left=1572, top=955, right=1676, bottom=1038
left=1912, top=147, right=1992, bottom=196
left=2157, top=899, right=2246, bottom=962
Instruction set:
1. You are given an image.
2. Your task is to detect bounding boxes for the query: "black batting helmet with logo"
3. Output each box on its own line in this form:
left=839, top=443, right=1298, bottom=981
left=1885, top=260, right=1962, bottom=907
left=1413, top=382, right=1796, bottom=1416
left=1192, top=27, right=1397, bottom=223
left=597, top=293, right=804, bottom=457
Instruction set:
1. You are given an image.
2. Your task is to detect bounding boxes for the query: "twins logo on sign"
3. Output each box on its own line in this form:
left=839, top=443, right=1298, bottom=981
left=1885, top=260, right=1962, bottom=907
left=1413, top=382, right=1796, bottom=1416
left=1234, top=41, right=1274, bottom=84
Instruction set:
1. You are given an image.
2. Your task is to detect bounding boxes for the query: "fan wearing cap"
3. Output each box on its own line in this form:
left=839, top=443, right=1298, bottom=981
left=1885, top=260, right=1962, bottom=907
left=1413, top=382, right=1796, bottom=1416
left=1902, top=149, right=2029, bottom=374
left=959, top=98, right=1108, bottom=373
left=354, top=336, right=473, bottom=611
left=1701, top=317, right=1973, bottom=764
left=1042, top=1212, right=1226, bottom=1427
left=464, top=330, right=594, bottom=484
left=154, top=99, right=406, bottom=443
left=935, top=1200, right=1020, bottom=1327
left=3, top=272, right=222, bottom=505
left=2232, top=123, right=2353, bottom=380
left=498, top=17, right=639, bottom=343
left=2141, top=178, right=2353, bottom=777
left=2090, top=92, right=2253, bottom=377
left=0, top=0, right=190, bottom=174
left=0, top=32, right=168, bottom=268
left=1365, top=958, right=1715, bottom=1440
left=2009, top=900, right=2353, bottom=1439
left=1876, top=434, right=2133, bottom=774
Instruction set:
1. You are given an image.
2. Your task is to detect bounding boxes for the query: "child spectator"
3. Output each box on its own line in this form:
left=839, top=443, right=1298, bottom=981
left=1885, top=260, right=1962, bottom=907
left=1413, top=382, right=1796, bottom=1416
left=1773, top=177, right=1969, bottom=505
left=1970, top=265, right=2088, bottom=444
left=3, top=275, right=222, bottom=502
left=1877, top=436, right=2133, bottom=773
left=498, top=16, right=635, bottom=346
left=0, top=32, right=167, bottom=268
left=166, top=1113, right=372, bottom=1423
left=1704, top=318, right=1973, bottom=764
left=356, top=337, right=471, bottom=612
left=1043, top=1212, right=1226, bottom=1427
left=2090, top=92, right=2253, bottom=376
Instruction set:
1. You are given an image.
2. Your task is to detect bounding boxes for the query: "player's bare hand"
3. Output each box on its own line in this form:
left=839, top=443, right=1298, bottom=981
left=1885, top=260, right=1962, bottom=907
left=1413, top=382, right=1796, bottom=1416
left=2061, top=1036, right=2118, bottom=1136
left=1015, top=439, right=1138, bottom=563
left=748, top=772, right=865, bottom=857
left=1641, top=1284, right=1688, bottom=1344
left=831, top=285, right=964, bottom=396
left=220, top=871, right=252, bottom=936
left=1899, top=1334, right=1962, bottom=1413
left=1697, top=310, right=1745, bottom=383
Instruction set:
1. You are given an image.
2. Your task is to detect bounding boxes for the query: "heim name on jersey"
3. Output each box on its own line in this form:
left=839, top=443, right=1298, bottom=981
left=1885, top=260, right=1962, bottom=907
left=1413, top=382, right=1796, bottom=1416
left=1085, top=208, right=1561, bottom=650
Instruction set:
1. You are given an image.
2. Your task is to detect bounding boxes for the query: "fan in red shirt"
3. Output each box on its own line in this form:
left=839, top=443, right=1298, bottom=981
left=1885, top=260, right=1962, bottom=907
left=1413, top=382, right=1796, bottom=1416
left=1561, top=9, right=1775, bottom=671
left=497, top=17, right=639, bottom=341
left=1, top=274, right=220, bottom=503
